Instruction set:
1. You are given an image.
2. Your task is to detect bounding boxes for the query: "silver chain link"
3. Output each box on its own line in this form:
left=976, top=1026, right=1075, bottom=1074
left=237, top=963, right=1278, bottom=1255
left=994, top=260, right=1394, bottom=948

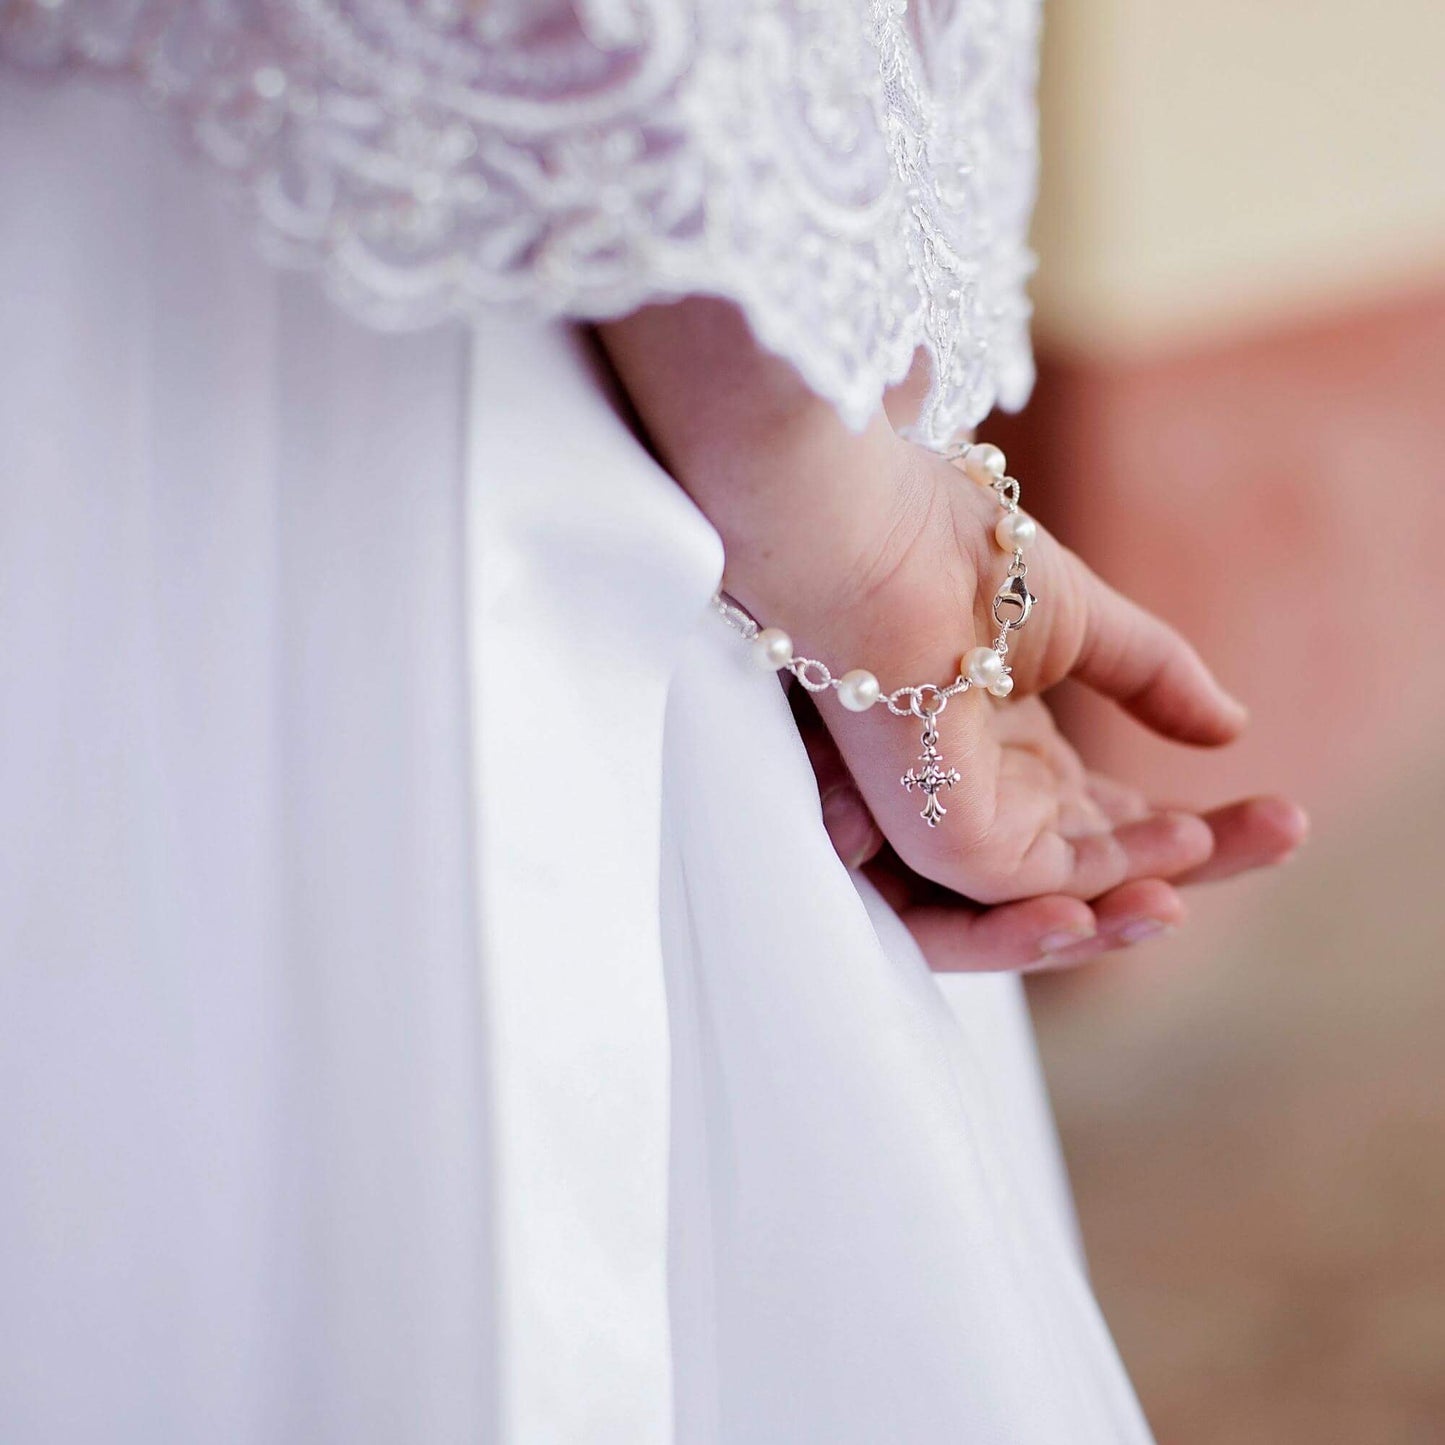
left=712, top=443, right=1034, bottom=724
left=713, top=440, right=1038, bottom=826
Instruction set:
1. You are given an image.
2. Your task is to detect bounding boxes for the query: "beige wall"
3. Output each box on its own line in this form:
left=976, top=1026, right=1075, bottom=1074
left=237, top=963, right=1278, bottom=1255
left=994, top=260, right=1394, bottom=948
left=1031, top=0, right=1445, bottom=352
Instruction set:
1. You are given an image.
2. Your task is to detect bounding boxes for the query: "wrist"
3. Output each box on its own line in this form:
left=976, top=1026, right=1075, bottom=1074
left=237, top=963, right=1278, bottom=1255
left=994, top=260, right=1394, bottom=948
left=595, top=297, right=999, bottom=678
left=721, top=447, right=1004, bottom=697
left=597, top=298, right=909, bottom=618
left=706, top=412, right=916, bottom=624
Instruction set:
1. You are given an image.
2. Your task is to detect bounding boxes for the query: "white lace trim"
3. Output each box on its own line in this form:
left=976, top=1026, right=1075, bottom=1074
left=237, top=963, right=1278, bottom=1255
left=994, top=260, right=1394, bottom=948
left=2, top=0, right=1039, bottom=446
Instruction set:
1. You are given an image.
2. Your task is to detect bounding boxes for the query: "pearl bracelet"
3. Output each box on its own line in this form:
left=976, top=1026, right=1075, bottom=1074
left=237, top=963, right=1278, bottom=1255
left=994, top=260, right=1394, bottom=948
left=713, top=440, right=1038, bottom=828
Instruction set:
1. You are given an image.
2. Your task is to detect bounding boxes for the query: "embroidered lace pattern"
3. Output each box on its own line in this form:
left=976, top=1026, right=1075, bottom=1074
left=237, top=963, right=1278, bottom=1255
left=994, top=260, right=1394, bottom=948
left=2, top=0, right=1040, bottom=445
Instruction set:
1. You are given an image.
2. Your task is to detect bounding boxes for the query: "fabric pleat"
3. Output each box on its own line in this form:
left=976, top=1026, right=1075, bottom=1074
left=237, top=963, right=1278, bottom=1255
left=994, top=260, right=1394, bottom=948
left=0, top=73, right=1152, bottom=1444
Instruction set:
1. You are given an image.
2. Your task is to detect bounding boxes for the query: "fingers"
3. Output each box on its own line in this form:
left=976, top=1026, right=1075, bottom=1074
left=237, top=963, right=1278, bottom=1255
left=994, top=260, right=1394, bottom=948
left=793, top=687, right=886, bottom=869
left=1084, top=772, right=1150, bottom=825
left=1018, top=808, right=1215, bottom=900
left=1080, top=778, right=1308, bottom=887
left=904, top=893, right=1096, bottom=971
left=902, top=876, right=1188, bottom=973
left=1023, top=879, right=1188, bottom=971
left=1174, top=794, right=1309, bottom=884
left=1067, top=553, right=1249, bottom=747
left=821, top=783, right=885, bottom=869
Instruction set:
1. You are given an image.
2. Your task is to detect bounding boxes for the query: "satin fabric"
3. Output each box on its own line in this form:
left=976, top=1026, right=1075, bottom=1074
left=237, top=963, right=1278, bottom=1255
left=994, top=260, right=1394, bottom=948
left=0, top=76, right=1152, bottom=1443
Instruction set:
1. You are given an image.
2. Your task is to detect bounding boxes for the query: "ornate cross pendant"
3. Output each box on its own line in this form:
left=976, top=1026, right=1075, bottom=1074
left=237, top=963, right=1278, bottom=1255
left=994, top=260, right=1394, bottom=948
left=900, top=716, right=961, bottom=827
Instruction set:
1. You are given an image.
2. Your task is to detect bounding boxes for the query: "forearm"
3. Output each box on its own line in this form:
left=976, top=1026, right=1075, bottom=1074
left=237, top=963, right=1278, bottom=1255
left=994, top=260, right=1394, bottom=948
left=597, top=294, right=1261, bottom=908
left=596, top=298, right=918, bottom=636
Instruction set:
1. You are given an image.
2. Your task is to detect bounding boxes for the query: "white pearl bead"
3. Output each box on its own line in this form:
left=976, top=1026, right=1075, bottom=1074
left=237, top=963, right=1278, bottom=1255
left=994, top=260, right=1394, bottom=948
left=964, top=646, right=1005, bottom=687
left=995, top=510, right=1037, bottom=552
left=987, top=673, right=1015, bottom=698
left=962, top=442, right=1007, bottom=485
left=837, top=668, right=881, bottom=712
left=751, top=626, right=793, bottom=671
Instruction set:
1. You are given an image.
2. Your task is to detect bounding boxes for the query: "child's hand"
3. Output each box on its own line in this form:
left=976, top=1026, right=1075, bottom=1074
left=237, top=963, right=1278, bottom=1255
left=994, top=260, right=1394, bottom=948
left=599, top=297, right=1305, bottom=911
left=798, top=683, right=1306, bottom=970
left=733, top=440, right=1258, bottom=904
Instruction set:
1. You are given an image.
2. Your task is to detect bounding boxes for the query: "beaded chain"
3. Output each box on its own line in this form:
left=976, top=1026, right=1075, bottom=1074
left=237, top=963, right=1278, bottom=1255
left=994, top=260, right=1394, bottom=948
left=713, top=440, right=1038, bottom=827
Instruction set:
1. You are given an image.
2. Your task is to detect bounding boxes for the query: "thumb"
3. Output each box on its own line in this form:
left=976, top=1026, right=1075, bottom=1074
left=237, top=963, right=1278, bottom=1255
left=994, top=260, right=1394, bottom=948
left=1064, top=550, right=1248, bottom=746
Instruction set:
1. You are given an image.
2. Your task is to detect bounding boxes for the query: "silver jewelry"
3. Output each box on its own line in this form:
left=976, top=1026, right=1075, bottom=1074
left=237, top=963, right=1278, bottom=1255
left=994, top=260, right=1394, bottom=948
left=713, top=440, right=1038, bottom=828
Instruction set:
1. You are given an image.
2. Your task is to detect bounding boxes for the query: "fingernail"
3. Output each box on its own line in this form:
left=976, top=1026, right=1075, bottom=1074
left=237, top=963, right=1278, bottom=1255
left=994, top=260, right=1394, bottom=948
left=1118, top=918, right=1174, bottom=945
left=1040, top=926, right=1097, bottom=955
left=821, top=785, right=878, bottom=869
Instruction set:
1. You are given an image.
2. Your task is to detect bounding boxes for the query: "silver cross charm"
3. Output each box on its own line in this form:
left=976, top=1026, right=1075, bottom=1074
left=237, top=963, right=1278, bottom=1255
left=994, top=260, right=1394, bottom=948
left=900, top=715, right=961, bottom=827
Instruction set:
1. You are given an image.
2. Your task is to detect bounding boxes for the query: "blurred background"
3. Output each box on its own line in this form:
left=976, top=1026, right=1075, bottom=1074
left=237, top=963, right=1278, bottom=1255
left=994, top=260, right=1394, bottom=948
left=995, top=2, right=1445, bottom=1438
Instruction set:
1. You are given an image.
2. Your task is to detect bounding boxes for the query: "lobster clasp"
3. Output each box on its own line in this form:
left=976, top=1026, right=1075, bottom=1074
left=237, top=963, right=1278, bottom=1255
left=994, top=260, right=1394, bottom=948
left=992, top=573, right=1036, bottom=631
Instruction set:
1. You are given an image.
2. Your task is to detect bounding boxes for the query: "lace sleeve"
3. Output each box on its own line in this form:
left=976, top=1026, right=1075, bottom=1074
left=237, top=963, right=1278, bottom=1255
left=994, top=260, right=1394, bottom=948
left=1, top=0, right=1040, bottom=448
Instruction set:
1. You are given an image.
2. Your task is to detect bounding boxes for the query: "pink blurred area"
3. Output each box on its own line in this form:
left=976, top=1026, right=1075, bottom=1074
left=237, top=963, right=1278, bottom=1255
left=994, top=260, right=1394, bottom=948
left=1013, top=286, right=1445, bottom=834
left=995, top=288, right=1445, bottom=1440
left=992, top=7, right=1445, bottom=1425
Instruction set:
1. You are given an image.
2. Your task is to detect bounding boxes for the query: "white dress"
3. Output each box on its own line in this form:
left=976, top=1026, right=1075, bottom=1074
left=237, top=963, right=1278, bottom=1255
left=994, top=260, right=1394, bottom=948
left=0, top=6, right=1153, bottom=1442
